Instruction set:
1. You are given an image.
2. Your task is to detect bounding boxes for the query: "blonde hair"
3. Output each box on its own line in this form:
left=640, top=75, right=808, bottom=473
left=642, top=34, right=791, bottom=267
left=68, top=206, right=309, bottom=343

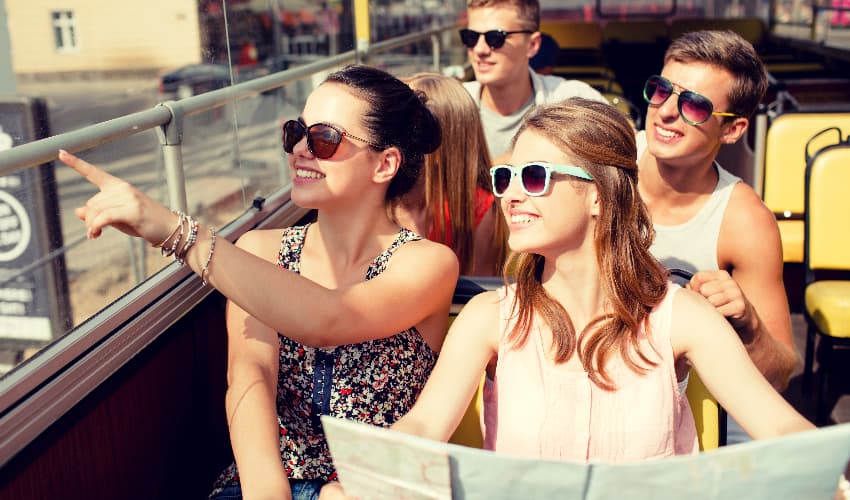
left=404, top=73, right=496, bottom=274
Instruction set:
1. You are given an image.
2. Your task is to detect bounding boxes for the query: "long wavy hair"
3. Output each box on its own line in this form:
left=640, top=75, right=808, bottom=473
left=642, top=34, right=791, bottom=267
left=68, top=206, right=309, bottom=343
left=404, top=73, right=499, bottom=274
left=506, top=98, right=669, bottom=390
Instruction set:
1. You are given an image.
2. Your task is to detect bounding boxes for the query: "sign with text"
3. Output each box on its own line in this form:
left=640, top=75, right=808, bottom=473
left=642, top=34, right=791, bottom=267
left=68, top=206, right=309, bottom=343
left=0, top=97, right=70, bottom=350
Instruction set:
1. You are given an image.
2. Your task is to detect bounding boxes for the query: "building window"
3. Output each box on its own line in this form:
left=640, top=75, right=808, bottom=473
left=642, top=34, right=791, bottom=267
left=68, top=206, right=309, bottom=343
left=51, top=11, right=78, bottom=52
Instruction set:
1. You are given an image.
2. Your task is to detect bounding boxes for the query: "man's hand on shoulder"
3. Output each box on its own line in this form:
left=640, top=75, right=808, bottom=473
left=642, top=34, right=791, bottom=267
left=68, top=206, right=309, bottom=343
left=687, top=270, right=755, bottom=341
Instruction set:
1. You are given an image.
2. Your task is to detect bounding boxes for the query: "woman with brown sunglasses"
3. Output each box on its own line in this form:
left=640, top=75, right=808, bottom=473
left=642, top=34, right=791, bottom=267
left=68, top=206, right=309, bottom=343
left=58, top=64, right=458, bottom=500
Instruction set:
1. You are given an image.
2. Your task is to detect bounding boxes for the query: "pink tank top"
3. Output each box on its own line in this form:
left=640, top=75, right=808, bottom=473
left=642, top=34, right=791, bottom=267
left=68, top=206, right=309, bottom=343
left=486, top=283, right=698, bottom=462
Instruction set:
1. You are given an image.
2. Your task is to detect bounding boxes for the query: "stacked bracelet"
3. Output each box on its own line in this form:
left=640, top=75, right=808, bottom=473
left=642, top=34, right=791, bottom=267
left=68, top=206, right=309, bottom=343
left=163, top=212, right=186, bottom=258
left=201, top=227, right=216, bottom=286
left=153, top=210, right=182, bottom=249
left=175, top=217, right=199, bottom=264
left=156, top=211, right=203, bottom=269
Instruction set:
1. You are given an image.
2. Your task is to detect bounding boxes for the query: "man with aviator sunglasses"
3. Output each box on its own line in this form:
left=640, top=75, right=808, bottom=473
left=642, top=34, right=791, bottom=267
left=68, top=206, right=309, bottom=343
left=460, top=0, right=606, bottom=163
left=636, top=30, right=797, bottom=445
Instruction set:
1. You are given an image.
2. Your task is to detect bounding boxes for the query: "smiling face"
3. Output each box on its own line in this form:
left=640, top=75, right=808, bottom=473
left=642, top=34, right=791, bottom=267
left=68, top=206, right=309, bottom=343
left=288, top=82, right=380, bottom=209
left=644, top=60, right=744, bottom=170
left=500, top=129, right=598, bottom=257
left=466, top=6, right=539, bottom=89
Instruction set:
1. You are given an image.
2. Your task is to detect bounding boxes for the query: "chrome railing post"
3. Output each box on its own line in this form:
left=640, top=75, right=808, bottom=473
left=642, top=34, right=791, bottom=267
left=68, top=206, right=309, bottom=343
left=155, top=101, right=188, bottom=214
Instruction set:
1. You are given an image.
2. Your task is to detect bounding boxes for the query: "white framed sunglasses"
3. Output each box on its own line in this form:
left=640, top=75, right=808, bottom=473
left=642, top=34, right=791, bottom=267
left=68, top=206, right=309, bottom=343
left=490, top=162, right=594, bottom=197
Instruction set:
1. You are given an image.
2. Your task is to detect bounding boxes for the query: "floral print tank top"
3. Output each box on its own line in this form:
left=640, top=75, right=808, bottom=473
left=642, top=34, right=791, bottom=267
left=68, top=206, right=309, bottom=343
left=211, top=224, right=437, bottom=495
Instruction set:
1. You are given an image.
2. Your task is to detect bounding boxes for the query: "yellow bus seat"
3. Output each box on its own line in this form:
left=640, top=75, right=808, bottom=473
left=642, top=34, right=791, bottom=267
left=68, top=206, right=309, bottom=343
left=602, top=20, right=669, bottom=44
left=685, top=369, right=725, bottom=451
left=540, top=20, right=602, bottom=50
left=801, top=144, right=850, bottom=423
left=763, top=113, right=850, bottom=263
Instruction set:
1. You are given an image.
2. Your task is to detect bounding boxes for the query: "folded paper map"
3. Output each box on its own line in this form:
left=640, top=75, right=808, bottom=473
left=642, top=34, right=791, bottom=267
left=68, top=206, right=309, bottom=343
left=322, top=416, right=850, bottom=500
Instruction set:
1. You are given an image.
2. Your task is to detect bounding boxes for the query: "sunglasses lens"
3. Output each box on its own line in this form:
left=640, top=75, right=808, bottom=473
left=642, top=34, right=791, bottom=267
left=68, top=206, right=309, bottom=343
left=459, top=29, right=479, bottom=48
left=679, top=92, right=714, bottom=125
left=282, top=120, right=305, bottom=154
left=644, top=76, right=672, bottom=105
left=484, top=30, right=507, bottom=49
left=521, top=164, right=548, bottom=195
left=308, top=124, right=342, bottom=159
left=492, top=167, right=512, bottom=195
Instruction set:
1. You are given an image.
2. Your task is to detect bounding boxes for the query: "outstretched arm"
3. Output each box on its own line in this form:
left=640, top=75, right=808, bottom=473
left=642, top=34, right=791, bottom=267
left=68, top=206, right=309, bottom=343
left=59, top=150, right=458, bottom=348
left=690, top=185, right=797, bottom=390
left=392, top=290, right=500, bottom=441
left=671, top=288, right=813, bottom=440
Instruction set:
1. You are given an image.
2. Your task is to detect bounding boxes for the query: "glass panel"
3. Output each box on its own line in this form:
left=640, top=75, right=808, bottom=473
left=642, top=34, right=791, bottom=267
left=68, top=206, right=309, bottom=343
left=0, top=0, right=468, bottom=377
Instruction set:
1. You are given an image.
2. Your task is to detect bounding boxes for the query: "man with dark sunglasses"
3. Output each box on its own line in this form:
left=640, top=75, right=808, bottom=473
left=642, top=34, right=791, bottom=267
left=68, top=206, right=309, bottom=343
left=636, top=30, right=797, bottom=445
left=460, top=0, right=606, bottom=163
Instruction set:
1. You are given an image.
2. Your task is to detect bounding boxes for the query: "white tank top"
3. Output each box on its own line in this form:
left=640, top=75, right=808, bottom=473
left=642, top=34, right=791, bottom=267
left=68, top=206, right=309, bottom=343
left=636, top=131, right=741, bottom=286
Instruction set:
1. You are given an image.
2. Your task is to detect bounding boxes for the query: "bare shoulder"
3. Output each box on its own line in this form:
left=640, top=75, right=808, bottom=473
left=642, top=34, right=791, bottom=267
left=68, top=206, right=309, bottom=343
left=390, top=236, right=460, bottom=275
left=725, top=182, right=779, bottom=232
left=453, top=289, right=502, bottom=347
left=670, top=286, right=731, bottom=354
left=234, top=227, right=289, bottom=263
left=455, top=290, right=502, bottom=331
left=720, top=182, right=782, bottom=265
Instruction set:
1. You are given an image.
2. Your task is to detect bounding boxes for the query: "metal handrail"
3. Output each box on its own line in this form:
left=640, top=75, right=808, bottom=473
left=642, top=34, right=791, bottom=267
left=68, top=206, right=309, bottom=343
left=0, top=23, right=459, bottom=205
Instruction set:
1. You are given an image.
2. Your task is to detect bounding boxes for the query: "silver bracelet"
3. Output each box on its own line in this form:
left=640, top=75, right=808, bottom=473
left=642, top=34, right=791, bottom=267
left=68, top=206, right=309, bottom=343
left=201, top=227, right=216, bottom=286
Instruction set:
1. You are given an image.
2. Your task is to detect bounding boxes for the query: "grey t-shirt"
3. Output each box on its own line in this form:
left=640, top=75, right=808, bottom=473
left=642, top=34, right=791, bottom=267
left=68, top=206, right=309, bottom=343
left=464, top=67, right=608, bottom=159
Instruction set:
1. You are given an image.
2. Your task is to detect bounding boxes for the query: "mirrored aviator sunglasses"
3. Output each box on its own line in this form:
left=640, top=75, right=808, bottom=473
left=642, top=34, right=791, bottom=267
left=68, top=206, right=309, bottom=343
left=458, top=28, right=534, bottom=49
left=642, top=75, right=738, bottom=126
left=282, top=119, right=379, bottom=159
left=490, top=163, right=593, bottom=197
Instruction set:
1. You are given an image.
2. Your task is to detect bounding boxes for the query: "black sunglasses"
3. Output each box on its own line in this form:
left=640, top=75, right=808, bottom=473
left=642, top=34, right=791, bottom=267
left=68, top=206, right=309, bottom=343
left=642, top=75, right=739, bottom=126
left=459, top=28, right=534, bottom=49
left=282, top=119, right=381, bottom=159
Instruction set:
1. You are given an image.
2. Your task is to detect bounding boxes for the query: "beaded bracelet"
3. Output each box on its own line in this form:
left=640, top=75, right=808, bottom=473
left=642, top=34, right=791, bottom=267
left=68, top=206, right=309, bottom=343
left=201, top=227, right=216, bottom=286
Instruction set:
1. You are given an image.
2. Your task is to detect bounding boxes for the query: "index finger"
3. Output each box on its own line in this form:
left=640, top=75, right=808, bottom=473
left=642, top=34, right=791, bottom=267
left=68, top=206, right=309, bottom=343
left=58, top=149, right=118, bottom=188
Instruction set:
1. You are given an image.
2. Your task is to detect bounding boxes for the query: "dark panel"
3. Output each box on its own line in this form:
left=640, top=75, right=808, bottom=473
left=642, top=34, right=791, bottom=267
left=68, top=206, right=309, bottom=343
left=0, top=292, right=232, bottom=500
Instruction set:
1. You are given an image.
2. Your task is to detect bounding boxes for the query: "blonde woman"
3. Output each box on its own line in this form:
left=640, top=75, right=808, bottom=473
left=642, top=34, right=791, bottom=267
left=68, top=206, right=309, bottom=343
left=394, top=73, right=506, bottom=276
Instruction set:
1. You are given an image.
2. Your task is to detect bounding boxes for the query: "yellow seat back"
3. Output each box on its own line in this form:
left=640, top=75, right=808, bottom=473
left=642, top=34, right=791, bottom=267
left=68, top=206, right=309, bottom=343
left=602, top=20, right=668, bottom=44
left=540, top=20, right=602, bottom=50
left=763, top=113, right=850, bottom=262
left=806, top=145, right=850, bottom=272
left=684, top=369, right=722, bottom=451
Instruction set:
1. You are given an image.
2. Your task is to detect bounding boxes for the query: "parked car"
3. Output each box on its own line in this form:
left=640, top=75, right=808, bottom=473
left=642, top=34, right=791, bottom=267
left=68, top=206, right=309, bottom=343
left=158, top=57, right=291, bottom=100
left=158, top=64, right=231, bottom=100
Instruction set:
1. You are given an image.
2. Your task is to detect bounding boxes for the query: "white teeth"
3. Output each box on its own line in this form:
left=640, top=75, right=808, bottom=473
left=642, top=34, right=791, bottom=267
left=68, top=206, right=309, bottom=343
left=510, top=214, right=537, bottom=224
left=296, top=168, right=325, bottom=179
left=655, top=126, right=679, bottom=138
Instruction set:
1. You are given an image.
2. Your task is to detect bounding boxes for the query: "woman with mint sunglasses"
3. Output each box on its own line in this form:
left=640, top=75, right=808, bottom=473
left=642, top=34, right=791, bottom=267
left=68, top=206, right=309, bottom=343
left=386, top=98, right=812, bottom=463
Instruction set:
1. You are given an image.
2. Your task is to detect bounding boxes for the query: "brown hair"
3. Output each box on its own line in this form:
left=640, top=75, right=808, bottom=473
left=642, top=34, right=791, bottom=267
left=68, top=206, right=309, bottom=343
left=467, top=0, right=540, bottom=31
left=664, top=30, right=768, bottom=120
left=402, top=73, right=495, bottom=274
left=507, top=98, right=669, bottom=390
